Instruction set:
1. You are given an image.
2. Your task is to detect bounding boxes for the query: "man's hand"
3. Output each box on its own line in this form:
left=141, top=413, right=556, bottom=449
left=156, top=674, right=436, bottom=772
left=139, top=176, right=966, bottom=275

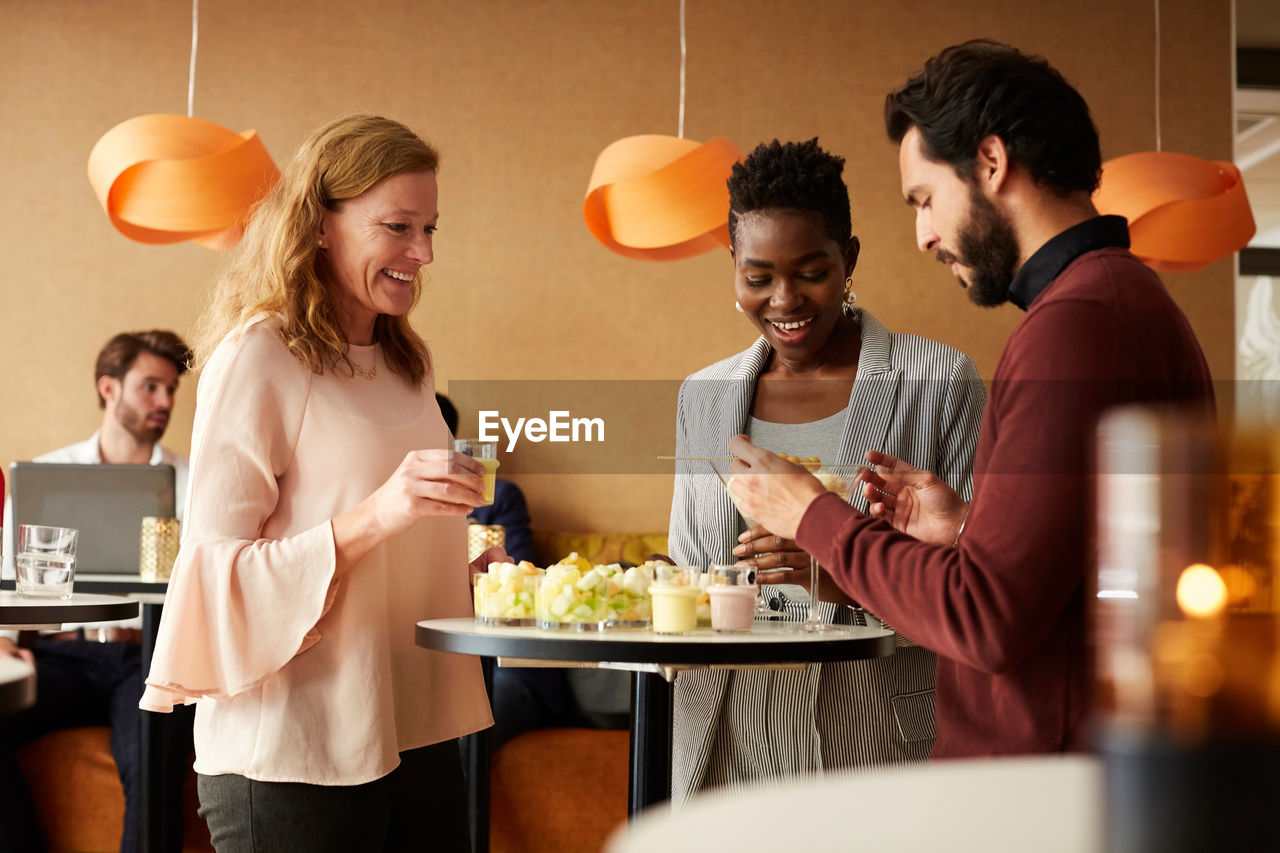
left=725, top=435, right=826, bottom=541
left=858, top=450, right=967, bottom=546
left=0, top=636, right=34, bottom=665
left=469, top=545, right=511, bottom=579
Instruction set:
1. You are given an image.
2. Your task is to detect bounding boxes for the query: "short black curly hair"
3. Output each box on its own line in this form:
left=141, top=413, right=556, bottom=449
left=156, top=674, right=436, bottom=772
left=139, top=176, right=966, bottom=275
left=885, top=40, right=1101, bottom=196
left=727, top=138, right=852, bottom=249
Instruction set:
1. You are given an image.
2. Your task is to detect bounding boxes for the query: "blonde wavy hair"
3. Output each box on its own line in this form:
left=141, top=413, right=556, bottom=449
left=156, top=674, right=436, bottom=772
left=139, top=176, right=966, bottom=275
left=192, top=114, right=437, bottom=385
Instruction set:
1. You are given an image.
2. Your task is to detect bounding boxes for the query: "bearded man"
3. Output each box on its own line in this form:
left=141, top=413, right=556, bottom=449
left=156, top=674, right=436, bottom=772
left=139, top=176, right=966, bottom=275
left=35, top=330, right=191, bottom=501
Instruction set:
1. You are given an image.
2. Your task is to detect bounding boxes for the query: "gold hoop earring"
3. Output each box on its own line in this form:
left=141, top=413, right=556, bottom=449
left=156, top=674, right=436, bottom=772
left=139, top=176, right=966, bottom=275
left=735, top=301, right=744, bottom=312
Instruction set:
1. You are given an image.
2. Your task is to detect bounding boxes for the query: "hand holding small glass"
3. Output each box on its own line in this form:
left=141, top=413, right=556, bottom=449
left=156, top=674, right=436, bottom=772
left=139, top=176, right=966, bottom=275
left=332, top=449, right=488, bottom=575
left=728, top=436, right=847, bottom=631
left=725, top=436, right=825, bottom=541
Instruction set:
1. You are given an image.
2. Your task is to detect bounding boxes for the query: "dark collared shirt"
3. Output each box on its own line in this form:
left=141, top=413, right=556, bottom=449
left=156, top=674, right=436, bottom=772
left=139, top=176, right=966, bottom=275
left=1007, top=214, right=1131, bottom=311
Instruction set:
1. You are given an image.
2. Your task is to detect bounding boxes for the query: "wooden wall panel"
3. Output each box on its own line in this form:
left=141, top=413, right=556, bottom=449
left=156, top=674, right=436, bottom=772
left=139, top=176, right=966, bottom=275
left=0, top=0, right=1234, bottom=533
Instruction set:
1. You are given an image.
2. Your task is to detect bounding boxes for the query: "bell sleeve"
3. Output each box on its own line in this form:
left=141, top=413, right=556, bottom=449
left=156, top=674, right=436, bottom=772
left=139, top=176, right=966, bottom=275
left=140, top=320, right=338, bottom=711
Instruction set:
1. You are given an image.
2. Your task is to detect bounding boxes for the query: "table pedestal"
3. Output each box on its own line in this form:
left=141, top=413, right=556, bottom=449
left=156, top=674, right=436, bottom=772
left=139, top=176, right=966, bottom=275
left=629, top=671, right=673, bottom=815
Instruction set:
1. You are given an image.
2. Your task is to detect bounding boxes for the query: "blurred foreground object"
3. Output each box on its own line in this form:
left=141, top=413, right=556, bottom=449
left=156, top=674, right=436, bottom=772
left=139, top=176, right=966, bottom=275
left=1095, top=406, right=1280, bottom=852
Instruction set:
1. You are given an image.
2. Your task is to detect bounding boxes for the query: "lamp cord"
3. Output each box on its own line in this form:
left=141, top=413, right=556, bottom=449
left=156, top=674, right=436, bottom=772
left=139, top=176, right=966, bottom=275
left=678, top=0, right=686, bottom=139
left=187, top=0, right=199, bottom=117
left=1154, top=0, right=1161, bottom=152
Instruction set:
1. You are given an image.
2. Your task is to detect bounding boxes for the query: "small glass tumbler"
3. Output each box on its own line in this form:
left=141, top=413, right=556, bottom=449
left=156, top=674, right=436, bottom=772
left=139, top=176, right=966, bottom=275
left=16, top=524, right=78, bottom=599
left=454, top=439, right=499, bottom=506
left=709, top=564, right=758, bottom=633
left=649, top=565, right=701, bottom=634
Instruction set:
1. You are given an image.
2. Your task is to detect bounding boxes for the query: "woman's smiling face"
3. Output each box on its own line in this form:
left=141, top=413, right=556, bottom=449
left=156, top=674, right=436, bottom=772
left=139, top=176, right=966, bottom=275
left=319, top=169, right=439, bottom=345
left=732, top=209, right=857, bottom=366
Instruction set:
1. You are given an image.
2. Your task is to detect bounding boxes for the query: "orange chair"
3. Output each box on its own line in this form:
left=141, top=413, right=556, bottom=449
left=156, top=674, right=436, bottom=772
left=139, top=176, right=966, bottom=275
left=16, top=727, right=212, bottom=853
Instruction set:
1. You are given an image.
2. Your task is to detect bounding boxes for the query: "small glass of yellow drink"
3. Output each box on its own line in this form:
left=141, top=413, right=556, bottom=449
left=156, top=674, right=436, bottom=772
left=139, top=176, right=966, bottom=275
left=453, top=439, right=499, bottom=505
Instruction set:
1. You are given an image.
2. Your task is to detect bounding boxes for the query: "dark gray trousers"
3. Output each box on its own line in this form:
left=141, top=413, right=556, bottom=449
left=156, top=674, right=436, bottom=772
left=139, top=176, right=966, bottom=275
left=197, top=740, right=470, bottom=852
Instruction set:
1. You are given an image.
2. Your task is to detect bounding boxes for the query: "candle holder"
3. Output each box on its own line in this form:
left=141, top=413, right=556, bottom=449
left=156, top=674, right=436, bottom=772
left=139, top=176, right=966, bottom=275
left=1095, top=406, right=1280, bottom=853
left=467, top=523, right=506, bottom=563
left=139, top=516, right=180, bottom=581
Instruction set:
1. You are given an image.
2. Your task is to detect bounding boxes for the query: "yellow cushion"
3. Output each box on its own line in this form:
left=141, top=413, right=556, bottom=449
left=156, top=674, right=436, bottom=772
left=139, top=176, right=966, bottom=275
left=533, top=531, right=668, bottom=568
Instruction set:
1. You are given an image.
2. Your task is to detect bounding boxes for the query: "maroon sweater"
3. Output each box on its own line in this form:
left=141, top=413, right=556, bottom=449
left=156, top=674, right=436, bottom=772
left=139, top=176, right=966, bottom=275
left=796, top=245, right=1213, bottom=758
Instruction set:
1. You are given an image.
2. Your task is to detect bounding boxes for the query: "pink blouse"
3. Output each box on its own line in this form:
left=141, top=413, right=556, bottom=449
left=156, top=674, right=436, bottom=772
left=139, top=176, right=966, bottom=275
left=141, top=315, right=492, bottom=785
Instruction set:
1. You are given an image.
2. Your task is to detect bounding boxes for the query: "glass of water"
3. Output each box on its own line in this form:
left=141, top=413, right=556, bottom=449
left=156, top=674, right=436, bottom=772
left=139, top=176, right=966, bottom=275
left=16, top=524, right=78, bottom=599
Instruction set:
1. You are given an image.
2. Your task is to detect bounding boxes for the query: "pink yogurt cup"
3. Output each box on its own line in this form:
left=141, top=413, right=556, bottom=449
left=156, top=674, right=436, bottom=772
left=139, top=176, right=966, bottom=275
left=709, top=584, right=757, bottom=632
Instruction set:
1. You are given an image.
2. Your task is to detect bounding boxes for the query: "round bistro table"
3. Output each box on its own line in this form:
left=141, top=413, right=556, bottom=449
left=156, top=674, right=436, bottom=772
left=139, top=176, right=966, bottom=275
left=416, top=617, right=895, bottom=826
left=0, top=591, right=139, bottom=627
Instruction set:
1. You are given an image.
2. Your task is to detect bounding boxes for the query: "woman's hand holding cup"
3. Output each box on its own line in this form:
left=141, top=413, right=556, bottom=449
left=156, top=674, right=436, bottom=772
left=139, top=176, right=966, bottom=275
left=368, top=449, right=487, bottom=538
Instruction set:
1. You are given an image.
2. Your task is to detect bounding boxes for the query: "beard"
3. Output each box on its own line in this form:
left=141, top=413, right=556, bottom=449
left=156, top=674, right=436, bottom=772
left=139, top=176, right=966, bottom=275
left=115, top=398, right=167, bottom=444
left=941, top=184, right=1020, bottom=308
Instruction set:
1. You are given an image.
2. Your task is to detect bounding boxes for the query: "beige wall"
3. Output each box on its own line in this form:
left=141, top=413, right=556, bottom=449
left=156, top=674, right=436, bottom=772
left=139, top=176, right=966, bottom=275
left=1, top=0, right=1233, bottom=533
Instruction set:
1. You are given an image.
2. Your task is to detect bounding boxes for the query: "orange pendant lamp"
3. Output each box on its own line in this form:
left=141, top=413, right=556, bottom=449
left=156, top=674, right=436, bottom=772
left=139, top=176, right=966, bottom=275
left=1095, top=152, right=1254, bottom=273
left=88, top=114, right=278, bottom=250
left=583, top=0, right=742, bottom=261
left=584, top=134, right=742, bottom=261
left=86, top=0, right=278, bottom=250
left=1091, top=1, right=1255, bottom=271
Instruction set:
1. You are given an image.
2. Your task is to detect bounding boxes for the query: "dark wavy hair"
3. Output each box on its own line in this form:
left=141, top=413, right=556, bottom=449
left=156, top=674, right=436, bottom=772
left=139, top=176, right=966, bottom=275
left=727, top=138, right=851, bottom=248
left=94, top=330, right=191, bottom=408
left=885, top=40, right=1101, bottom=196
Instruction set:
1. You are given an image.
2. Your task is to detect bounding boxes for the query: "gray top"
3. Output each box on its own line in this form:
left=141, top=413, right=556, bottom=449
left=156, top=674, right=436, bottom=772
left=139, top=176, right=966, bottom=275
left=746, top=410, right=845, bottom=464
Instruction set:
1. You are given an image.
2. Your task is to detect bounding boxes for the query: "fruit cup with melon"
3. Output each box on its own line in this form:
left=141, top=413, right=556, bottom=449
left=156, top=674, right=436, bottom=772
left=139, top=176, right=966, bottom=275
left=473, top=560, right=543, bottom=626
left=536, top=553, right=654, bottom=630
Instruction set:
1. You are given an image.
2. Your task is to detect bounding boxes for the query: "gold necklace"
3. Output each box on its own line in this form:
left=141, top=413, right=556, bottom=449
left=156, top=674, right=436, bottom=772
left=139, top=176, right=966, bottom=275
left=350, top=360, right=377, bottom=380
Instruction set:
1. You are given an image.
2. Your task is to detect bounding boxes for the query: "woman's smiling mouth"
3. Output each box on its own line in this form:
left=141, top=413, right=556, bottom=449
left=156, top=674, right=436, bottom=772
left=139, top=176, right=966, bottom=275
left=770, top=316, right=815, bottom=332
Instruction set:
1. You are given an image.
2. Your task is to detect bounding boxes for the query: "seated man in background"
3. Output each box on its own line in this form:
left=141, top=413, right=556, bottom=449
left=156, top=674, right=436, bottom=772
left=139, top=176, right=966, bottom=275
left=437, top=393, right=600, bottom=744
left=1, top=329, right=196, bottom=853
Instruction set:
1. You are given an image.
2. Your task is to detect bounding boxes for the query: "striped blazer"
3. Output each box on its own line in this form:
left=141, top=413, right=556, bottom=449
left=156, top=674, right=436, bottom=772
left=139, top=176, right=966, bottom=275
left=668, top=307, right=985, bottom=806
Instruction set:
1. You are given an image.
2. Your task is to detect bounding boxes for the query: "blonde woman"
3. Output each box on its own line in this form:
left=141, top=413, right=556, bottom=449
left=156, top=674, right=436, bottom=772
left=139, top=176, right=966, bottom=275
left=142, top=115, right=499, bottom=851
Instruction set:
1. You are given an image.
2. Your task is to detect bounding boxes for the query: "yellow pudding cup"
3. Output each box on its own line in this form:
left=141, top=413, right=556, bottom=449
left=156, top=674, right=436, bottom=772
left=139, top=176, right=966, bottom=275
left=648, top=584, right=700, bottom=634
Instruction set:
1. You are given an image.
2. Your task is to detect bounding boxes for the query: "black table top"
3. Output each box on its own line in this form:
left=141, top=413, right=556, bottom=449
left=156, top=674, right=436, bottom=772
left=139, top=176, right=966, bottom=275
left=68, top=575, right=169, bottom=598
left=0, top=592, right=140, bottom=627
left=416, top=618, right=895, bottom=666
